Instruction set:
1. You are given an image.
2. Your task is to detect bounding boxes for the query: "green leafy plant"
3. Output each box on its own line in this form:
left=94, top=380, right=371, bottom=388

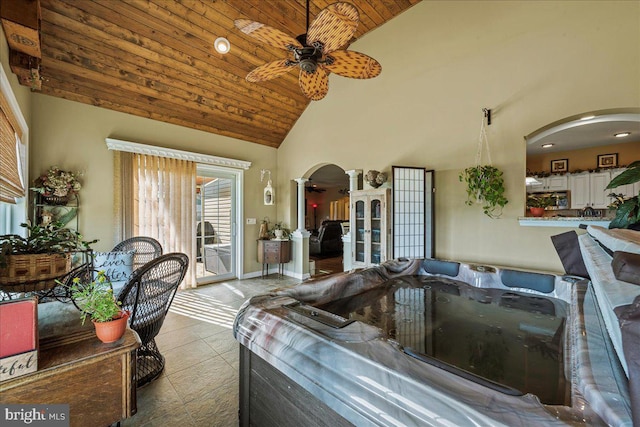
left=271, top=222, right=290, bottom=239
left=459, top=165, right=509, bottom=218
left=606, top=161, right=640, bottom=229
left=63, top=271, right=122, bottom=324
left=0, top=222, right=96, bottom=268
left=526, top=194, right=554, bottom=208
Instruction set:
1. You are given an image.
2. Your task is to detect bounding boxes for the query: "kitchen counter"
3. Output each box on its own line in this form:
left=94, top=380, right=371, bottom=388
left=518, top=216, right=611, bottom=228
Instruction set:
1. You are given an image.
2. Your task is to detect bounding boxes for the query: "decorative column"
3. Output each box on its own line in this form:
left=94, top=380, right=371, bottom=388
left=346, top=169, right=362, bottom=193
left=294, top=178, right=308, bottom=232
left=342, top=170, right=362, bottom=271
left=290, top=178, right=311, bottom=279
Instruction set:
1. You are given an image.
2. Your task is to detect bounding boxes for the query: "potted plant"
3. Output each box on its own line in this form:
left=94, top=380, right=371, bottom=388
left=31, top=166, right=82, bottom=205
left=64, top=271, right=129, bottom=343
left=0, top=222, right=96, bottom=292
left=527, top=194, right=554, bottom=217
left=271, top=222, right=290, bottom=240
left=606, top=161, right=640, bottom=229
left=459, top=165, right=509, bottom=218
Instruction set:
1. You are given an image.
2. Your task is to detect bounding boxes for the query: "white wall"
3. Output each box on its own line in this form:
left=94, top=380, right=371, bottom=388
left=277, top=0, right=640, bottom=272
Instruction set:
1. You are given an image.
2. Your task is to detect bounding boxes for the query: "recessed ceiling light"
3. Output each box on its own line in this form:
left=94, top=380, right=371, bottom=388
left=580, top=115, right=595, bottom=121
left=614, top=132, right=631, bottom=138
left=542, top=143, right=554, bottom=148
left=214, top=37, right=230, bottom=54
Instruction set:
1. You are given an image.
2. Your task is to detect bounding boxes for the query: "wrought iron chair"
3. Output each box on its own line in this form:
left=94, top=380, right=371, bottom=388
left=116, top=253, right=189, bottom=387
left=112, top=236, right=163, bottom=271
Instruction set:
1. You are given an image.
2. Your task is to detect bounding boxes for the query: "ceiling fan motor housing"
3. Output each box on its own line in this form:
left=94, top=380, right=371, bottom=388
left=294, top=44, right=322, bottom=73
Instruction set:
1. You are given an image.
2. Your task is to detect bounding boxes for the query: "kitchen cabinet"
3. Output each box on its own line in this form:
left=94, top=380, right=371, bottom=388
left=569, top=171, right=611, bottom=209
left=351, top=188, right=391, bottom=268
left=526, top=175, right=568, bottom=193
left=610, top=168, right=640, bottom=198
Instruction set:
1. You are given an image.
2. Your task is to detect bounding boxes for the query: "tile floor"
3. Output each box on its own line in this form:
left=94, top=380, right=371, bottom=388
left=121, top=275, right=301, bottom=427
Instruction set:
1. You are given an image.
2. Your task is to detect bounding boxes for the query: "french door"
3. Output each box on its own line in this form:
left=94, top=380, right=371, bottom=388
left=196, top=166, right=238, bottom=283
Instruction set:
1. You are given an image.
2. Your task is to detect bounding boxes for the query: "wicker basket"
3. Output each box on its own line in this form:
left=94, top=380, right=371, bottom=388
left=41, top=194, right=70, bottom=206
left=0, top=253, right=72, bottom=292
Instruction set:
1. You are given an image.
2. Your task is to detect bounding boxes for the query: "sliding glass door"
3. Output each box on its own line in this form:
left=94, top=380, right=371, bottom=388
left=196, top=166, right=236, bottom=283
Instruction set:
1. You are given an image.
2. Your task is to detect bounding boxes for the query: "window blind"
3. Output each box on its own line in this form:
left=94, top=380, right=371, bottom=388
left=0, top=92, right=25, bottom=204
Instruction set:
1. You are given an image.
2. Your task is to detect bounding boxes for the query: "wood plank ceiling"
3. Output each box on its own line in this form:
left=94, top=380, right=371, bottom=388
left=33, top=0, right=421, bottom=148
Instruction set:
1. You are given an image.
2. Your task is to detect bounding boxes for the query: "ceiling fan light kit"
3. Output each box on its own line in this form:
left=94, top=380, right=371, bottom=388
left=234, top=2, right=381, bottom=101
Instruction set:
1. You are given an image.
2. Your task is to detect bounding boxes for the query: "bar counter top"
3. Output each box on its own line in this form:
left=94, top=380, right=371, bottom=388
left=518, top=216, right=611, bottom=228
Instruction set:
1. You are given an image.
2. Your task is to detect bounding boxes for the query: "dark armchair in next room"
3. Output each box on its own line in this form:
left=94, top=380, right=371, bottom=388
left=309, top=220, right=344, bottom=256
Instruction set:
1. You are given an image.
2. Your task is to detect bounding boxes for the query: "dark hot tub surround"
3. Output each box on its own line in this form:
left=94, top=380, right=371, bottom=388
left=235, top=232, right=640, bottom=426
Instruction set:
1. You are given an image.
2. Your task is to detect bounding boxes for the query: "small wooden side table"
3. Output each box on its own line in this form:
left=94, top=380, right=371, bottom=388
left=0, top=327, right=141, bottom=427
left=257, top=239, right=291, bottom=278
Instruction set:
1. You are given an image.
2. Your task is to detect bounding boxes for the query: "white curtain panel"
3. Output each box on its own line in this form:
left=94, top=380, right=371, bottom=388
left=123, top=153, right=196, bottom=289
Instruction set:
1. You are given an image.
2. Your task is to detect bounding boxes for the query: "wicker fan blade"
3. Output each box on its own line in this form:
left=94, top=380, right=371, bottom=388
left=247, top=59, right=295, bottom=83
left=324, top=50, right=382, bottom=79
left=235, top=19, right=303, bottom=50
left=307, top=2, right=359, bottom=55
left=299, top=68, right=329, bottom=101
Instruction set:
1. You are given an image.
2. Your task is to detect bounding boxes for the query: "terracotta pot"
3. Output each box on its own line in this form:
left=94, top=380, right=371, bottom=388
left=93, top=311, right=130, bottom=343
left=529, top=207, right=546, bottom=217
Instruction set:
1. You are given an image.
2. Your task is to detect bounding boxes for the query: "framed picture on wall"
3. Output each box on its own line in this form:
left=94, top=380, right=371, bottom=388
left=551, top=159, right=568, bottom=173
left=597, top=153, right=618, bottom=168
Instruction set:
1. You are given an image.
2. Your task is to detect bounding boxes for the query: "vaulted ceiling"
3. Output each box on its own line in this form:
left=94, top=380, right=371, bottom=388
left=28, top=0, right=421, bottom=148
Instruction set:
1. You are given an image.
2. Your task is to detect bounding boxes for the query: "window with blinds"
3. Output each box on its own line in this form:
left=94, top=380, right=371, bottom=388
left=0, top=87, right=25, bottom=204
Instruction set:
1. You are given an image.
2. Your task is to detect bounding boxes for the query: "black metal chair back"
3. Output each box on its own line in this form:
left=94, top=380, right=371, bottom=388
left=112, top=236, right=163, bottom=271
left=116, top=252, right=189, bottom=386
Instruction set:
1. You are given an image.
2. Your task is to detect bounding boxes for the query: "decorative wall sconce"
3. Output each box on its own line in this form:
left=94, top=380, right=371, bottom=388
left=261, top=169, right=274, bottom=205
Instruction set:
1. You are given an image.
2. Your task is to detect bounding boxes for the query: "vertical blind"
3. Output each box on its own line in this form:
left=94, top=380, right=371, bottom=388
left=0, top=92, right=25, bottom=204
left=115, top=151, right=197, bottom=288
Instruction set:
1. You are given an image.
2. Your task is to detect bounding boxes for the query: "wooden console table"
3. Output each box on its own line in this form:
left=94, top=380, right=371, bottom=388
left=258, top=239, right=291, bottom=278
left=0, top=328, right=140, bottom=427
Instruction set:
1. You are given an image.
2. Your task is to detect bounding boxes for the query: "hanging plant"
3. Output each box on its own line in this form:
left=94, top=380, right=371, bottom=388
left=459, top=109, right=508, bottom=219
left=606, top=160, right=640, bottom=230
left=459, top=165, right=508, bottom=219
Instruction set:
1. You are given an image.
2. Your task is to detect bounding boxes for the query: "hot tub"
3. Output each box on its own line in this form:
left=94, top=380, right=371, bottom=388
left=234, top=257, right=635, bottom=426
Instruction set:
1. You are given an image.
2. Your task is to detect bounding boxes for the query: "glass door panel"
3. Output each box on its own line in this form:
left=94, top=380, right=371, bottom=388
left=355, top=200, right=365, bottom=262
left=196, top=168, right=235, bottom=283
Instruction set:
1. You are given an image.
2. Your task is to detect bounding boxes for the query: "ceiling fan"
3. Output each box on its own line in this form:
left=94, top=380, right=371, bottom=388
left=305, top=185, right=327, bottom=193
left=234, top=1, right=382, bottom=100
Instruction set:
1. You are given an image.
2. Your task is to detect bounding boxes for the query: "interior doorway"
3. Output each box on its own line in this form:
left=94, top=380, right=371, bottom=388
left=196, top=166, right=239, bottom=284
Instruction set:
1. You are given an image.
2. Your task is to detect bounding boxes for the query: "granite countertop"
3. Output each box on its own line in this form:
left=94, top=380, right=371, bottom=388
left=518, top=216, right=612, bottom=227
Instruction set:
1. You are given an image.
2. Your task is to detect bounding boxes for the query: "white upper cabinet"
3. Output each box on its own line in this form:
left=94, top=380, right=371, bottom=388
left=610, top=168, right=639, bottom=198
left=569, top=171, right=612, bottom=209
left=526, top=175, right=568, bottom=193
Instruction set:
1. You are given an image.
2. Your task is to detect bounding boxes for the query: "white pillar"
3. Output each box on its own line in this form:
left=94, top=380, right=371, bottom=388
left=290, top=178, right=311, bottom=280
left=294, top=178, right=308, bottom=232
left=342, top=170, right=361, bottom=272
left=346, top=169, right=362, bottom=192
